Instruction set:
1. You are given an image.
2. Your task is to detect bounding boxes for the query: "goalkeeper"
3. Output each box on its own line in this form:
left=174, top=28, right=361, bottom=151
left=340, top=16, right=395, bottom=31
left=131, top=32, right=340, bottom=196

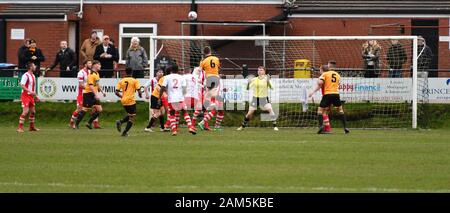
left=237, top=66, right=278, bottom=131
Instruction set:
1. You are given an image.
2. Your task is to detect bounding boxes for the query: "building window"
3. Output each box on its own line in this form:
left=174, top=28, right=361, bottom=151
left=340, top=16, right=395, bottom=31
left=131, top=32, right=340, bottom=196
left=119, top=23, right=157, bottom=64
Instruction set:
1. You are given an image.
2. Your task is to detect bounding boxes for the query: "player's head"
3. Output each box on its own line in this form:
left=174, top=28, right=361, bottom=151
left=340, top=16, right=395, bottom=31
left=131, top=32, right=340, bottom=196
left=167, top=64, right=179, bottom=74
left=92, top=60, right=101, bottom=71
left=125, top=67, right=133, bottom=76
left=27, top=62, right=36, bottom=72
left=327, top=60, right=336, bottom=69
left=320, top=64, right=329, bottom=74
left=203, top=46, right=211, bottom=56
left=83, top=59, right=93, bottom=69
left=156, top=68, right=164, bottom=78
left=29, top=39, right=37, bottom=48
left=257, top=66, right=266, bottom=76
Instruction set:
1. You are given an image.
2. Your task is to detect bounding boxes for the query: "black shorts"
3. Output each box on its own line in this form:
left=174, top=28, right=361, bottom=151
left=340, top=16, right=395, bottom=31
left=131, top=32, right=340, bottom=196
left=150, top=95, right=161, bottom=109
left=206, top=75, right=220, bottom=89
left=82, top=92, right=100, bottom=108
left=320, top=94, right=342, bottom=108
left=124, top=104, right=137, bottom=115
left=250, top=96, right=270, bottom=108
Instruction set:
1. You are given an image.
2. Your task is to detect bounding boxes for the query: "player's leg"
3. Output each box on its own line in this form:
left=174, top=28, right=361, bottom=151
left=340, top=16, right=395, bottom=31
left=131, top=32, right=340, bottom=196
left=198, top=109, right=215, bottom=131
left=17, top=105, right=29, bottom=132
left=28, top=104, right=39, bottom=131
left=263, top=102, right=278, bottom=131
left=70, top=97, right=83, bottom=128
left=75, top=93, right=92, bottom=129
left=181, top=106, right=196, bottom=135
left=159, top=107, right=166, bottom=131
left=86, top=104, right=102, bottom=129
left=323, top=107, right=332, bottom=133
left=237, top=107, right=256, bottom=131
left=145, top=109, right=161, bottom=132
left=337, top=105, right=349, bottom=134
left=317, top=107, right=326, bottom=134
left=121, top=105, right=137, bottom=137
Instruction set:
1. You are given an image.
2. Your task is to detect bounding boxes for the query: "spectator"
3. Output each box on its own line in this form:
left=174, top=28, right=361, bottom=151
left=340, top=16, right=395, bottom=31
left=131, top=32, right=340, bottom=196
left=361, top=40, right=381, bottom=78
left=417, top=36, right=434, bottom=77
left=80, top=31, right=101, bottom=64
left=17, top=38, right=31, bottom=76
left=46, top=41, right=77, bottom=77
left=94, top=35, right=117, bottom=78
left=24, top=39, right=45, bottom=77
left=109, top=38, right=120, bottom=75
left=125, top=37, right=148, bottom=78
left=386, top=39, right=407, bottom=78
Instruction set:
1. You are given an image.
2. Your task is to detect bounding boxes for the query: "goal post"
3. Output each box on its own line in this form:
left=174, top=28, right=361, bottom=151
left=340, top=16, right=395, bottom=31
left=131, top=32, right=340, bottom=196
left=149, top=35, right=420, bottom=129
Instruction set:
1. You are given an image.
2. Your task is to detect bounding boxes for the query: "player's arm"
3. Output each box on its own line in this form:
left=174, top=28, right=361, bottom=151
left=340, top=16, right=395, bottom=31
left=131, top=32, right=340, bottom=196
left=115, top=81, right=122, bottom=98
left=144, top=81, right=151, bottom=99
left=309, top=79, right=324, bottom=97
left=96, top=80, right=107, bottom=97
left=136, top=81, right=142, bottom=98
left=20, top=85, right=36, bottom=96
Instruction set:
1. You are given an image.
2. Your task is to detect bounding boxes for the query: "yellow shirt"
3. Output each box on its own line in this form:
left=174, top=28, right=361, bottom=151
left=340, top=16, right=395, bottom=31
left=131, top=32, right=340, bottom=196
left=249, top=76, right=272, bottom=98
left=83, top=71, right=100, bottom=93
left=200, top=55, right=220, bottom=77
left=116, top=77, right=141, bottom=106
left=151, top=76, right=165, bottom=98
left=319, top=70, right=340, bottom=95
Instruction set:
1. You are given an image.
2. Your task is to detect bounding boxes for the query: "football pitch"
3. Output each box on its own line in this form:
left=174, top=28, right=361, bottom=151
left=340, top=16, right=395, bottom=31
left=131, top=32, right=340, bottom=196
left=0, top=126, right=449, bottom=193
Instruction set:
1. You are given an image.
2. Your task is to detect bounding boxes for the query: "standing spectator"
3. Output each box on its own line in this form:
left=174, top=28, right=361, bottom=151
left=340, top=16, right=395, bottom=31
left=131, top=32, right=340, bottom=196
left=125, top=37, right=148, bottom=78
left=80, top=31, right=101, bottom=63
left=386, top=39, right=407, bottom=78
left=45, top=41, right=77, bottom=77
left=24, top=39, right=45, bottom=77
left=94, top=35, right=117, bottom=78
left=109, top=38, right=120, bottom=76
left=361, top=40, right=381, bottom=78
left=17, top=38, right=31, bottom=76
left=417, top=36, right=434, bottom=77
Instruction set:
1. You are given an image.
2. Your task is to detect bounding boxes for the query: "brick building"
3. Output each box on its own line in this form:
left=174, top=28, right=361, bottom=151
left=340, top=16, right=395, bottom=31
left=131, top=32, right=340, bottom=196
left=0, top=0, right=449, bottom=76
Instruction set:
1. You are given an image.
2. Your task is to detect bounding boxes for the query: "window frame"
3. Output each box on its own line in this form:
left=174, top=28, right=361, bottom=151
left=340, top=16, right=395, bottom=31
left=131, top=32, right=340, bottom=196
left=119, top=23, right=157, bottom=64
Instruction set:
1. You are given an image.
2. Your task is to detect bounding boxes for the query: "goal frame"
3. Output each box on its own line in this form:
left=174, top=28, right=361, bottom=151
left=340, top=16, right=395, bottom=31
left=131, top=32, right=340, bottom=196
left=149, top=35, right=419, bottom=129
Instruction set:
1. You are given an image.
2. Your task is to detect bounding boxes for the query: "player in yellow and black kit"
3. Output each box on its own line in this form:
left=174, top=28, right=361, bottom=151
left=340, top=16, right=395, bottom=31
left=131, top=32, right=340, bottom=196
left=75, top=60, right=106, bottom=129
left=115, top=67, right=142, bottom=137
left=237, top=66, right=278, bottom=131
left=309, top=65, right=349, bottom=134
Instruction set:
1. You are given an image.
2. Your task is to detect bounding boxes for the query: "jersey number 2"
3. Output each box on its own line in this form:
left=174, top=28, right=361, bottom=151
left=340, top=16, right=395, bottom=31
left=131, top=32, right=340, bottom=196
left=172, top=79, right=179, bottom=89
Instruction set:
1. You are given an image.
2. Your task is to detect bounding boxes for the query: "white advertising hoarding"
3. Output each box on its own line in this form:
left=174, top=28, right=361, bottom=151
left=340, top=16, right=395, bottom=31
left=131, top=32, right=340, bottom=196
left=37, top=77, right=450, bottom=104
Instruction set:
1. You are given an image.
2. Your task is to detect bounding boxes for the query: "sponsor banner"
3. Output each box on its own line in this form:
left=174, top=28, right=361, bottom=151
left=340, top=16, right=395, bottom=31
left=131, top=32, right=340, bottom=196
left=0, top=77, right=22, bottom=100
left=37, top=77, right=450, bottom=104
left=423, top=78, right=450, bottom=103
left=37, top=77, right=149, bottom=102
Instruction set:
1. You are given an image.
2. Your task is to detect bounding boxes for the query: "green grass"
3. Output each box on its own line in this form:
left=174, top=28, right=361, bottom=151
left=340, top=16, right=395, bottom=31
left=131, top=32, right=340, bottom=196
left=0, top=126, right=449, bottom=192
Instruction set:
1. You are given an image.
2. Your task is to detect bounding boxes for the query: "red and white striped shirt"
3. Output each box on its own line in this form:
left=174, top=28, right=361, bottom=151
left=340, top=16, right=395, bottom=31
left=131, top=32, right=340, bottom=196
left=144, top=77, right=158, bottom=93
left=20, top=72, right=36, bottom=96
left=77, top=68, right=89, bottom=96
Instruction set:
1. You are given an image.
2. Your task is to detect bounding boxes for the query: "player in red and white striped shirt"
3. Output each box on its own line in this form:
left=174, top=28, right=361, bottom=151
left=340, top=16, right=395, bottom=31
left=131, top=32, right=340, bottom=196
left=160, top=65, right=196, bottom=136
left=69, top=60, right=92, bottom=128
left=17, top=62, right=40, bottom=132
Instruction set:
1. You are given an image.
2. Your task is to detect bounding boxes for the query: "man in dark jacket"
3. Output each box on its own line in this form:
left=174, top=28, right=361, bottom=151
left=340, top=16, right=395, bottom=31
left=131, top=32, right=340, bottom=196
left=17, top=38, right=31, bottom=76
left=94, top=35, right=118, bottom=78
left=386, top=39, right=407, bottom=78
left=417, top=36, right=434, bottom=77
left=46, top=41, right=77, bottom=77
left=24, top=39, right=45, bottom=77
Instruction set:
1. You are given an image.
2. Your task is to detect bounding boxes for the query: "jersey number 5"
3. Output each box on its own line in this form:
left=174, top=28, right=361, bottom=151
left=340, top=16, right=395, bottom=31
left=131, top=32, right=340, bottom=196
left=331, top=74, right=337, bottom=83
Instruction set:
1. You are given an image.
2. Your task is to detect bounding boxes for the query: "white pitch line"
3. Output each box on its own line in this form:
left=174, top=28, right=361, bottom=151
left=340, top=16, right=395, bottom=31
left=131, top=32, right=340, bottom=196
left=1, top=182, right=449, bottom=193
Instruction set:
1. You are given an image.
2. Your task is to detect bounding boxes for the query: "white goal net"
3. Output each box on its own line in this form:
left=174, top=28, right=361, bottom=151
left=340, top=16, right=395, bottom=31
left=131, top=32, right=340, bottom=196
left=149, top=36, right=423, bottom=129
